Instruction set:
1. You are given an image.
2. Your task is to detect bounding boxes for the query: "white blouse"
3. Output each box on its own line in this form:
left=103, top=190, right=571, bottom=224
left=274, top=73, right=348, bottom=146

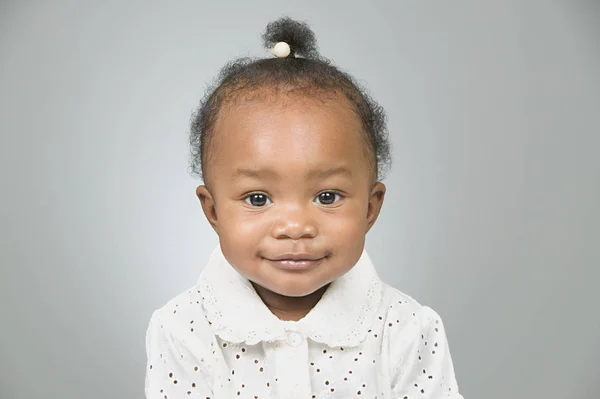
left=145, top=246, right=463, bottom=399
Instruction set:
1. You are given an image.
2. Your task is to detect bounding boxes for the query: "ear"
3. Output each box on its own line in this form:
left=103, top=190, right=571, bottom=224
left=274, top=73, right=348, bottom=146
left=366, top=182, right=386, bottom=233
left=196, top=185, right=219, bottom=234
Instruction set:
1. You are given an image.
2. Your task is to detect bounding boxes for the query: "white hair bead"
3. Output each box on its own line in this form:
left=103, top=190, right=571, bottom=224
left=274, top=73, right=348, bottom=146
left=271, top=41, right=291, bottom=58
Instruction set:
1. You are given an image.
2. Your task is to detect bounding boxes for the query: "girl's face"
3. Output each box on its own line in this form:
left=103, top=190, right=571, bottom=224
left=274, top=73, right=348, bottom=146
left=197, top=93, right=385, bottom=298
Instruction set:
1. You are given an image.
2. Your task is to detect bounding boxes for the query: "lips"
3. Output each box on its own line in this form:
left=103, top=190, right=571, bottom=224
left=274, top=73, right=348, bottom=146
left=264, top=253, right=326, bottom=271
left=268, top=253, right=324, bottom=261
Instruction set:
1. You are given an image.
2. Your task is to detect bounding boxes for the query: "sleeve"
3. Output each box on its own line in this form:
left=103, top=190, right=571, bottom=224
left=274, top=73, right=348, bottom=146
left=391, top=306, right=463, bottom=399
left=145, top=311, right=215, bottom=399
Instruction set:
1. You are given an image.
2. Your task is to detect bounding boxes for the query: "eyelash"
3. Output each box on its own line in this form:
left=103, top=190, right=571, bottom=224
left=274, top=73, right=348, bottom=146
left=243, top=191, right=343, bottom=207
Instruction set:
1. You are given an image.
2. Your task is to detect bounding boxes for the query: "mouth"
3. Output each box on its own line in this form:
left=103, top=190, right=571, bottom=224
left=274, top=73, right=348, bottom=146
left=268, top=253, right=325, bottom=261
left=263, top=253, right=327, bottom=271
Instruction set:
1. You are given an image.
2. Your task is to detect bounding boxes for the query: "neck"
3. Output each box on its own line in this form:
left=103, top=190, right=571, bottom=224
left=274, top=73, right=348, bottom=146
left=251, top=282, right=329, bottom=321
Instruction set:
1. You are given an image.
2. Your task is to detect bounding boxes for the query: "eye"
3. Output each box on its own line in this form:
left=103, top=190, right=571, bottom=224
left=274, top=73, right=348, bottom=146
left=244, top=193, right=272, bottom=207
left=314, top=191, right=341, bottom=205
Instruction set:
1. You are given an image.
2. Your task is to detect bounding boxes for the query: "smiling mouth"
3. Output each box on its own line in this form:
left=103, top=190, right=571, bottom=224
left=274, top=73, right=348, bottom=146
left=268, top=253, right=325, bottom=261
left=263, top=254, right=327, bottom=271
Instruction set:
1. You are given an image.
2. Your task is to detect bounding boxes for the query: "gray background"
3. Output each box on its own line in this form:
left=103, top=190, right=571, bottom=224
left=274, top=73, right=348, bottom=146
left=1, top=1, right=598, bottom=398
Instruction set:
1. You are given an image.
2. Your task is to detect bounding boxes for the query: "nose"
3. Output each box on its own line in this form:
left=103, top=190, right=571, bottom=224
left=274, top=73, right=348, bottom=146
left=270, top=205, right=318, bottom=240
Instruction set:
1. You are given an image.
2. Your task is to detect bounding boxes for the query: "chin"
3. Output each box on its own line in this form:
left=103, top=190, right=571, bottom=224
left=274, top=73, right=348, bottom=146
left=272, top=283, right=327, bottom=298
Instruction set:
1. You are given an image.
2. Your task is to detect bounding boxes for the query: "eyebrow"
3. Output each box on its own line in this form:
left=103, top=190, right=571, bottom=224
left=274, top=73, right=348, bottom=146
left=232, top=166, right=353, bottom=180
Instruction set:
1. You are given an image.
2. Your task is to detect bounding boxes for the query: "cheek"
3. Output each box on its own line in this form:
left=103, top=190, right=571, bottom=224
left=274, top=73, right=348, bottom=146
left=322, top=197, right=369, bottom=232
left=321, top=212, right=364, bottom=236
left=323, top=215, right=367, bottom=256
left=318, top=206, right=368, bottom=259
left=218, top=205, right=269, bottom=245
left=217, top=215, right=261, bottom=271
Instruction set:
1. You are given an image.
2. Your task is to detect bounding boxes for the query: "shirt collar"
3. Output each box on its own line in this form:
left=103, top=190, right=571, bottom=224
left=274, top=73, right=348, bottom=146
left=198, top=245, right=383, bottom=348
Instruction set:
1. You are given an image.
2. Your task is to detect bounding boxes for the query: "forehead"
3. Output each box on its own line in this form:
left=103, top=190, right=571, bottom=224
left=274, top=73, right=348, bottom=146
left=209, top=93, right=371, bottom=180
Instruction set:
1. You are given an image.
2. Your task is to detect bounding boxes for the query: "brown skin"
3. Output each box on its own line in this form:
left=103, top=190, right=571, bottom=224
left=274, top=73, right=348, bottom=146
left=196, top=92, right=385, bottom=321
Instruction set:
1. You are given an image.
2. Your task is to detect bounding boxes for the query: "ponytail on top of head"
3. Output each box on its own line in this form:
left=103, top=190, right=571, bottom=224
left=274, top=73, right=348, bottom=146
left=189, top=17, right=391, bottom=182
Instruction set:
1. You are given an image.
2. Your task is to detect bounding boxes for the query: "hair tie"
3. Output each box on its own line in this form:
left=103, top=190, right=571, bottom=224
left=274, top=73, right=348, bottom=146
left=271, top=41, right=291, bottom=58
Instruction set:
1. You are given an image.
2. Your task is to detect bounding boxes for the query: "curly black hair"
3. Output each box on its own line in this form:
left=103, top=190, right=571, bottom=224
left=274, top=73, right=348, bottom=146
left=189, top=17, right=391, bottom=182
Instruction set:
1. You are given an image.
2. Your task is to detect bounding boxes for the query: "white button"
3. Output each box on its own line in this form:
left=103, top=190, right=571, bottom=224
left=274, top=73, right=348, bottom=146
left=286, top=331, right=304, bottom=347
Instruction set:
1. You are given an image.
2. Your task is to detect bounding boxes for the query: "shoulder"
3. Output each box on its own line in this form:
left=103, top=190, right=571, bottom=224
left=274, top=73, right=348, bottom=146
left=377, top=287, right=462, bottom=396
left=378, top=283, right=448, bottom=340
left=145, top=286, right=220, bottom=396
left=152, top=285, right=202, bottom=323
left=148, top=285, right=215, bottom=346
left=380, top=283, right=441, bottom=318
left=376, top=284, right=457, bottom=372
